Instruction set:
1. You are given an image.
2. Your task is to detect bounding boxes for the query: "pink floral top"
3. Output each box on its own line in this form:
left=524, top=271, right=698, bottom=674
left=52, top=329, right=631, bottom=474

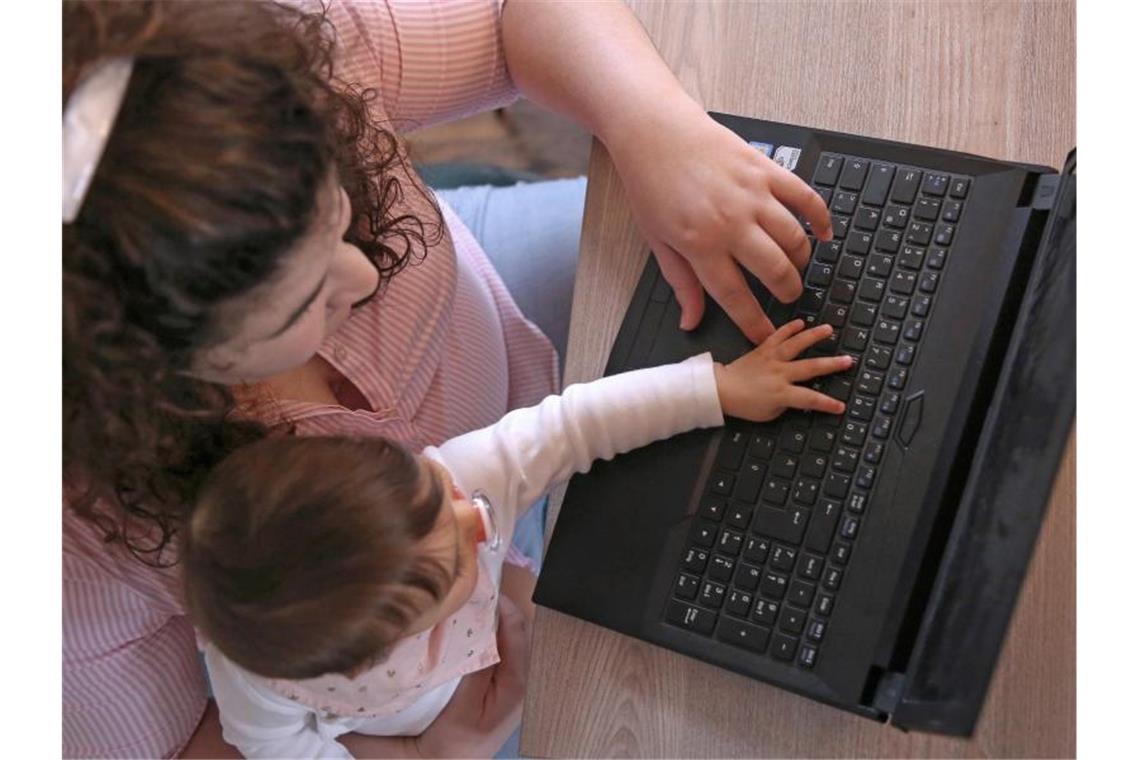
left=62, top=1, right=558, bottom=756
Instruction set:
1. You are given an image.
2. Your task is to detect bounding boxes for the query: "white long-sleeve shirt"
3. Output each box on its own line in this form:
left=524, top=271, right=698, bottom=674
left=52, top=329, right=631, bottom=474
left=205, top=354, right=725, bottom=757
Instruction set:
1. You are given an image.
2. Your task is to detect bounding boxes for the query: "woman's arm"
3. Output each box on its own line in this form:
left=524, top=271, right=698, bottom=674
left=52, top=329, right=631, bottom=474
left=500, top=1, right=834, bottom=344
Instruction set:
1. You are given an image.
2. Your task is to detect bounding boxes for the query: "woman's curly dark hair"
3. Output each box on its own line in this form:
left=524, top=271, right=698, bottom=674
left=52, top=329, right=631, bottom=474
left=63, top=1, right=443, bottom=564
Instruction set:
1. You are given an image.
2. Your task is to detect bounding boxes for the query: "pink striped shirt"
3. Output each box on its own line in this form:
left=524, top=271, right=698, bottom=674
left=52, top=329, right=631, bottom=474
left=63, top=1, right=559, bottom=756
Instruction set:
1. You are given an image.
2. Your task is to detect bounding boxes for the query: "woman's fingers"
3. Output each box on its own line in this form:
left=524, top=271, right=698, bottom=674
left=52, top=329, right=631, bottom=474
left=755, top=199, right=812, bottom=272
left=776, top=322, right=835, bottom=360
left=783, top=385, right=846, bottom=415
left=650, top=240, right=706, bottom=331
left=689, top=254, right=774, bottom=344
left=786, top=354, right=854, bottom=382
left=769, top=164, right=833, bottom=242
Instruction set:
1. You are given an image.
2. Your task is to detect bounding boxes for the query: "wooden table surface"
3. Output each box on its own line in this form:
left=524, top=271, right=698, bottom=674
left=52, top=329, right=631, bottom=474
left=520, top=1, right=1075, bottom=757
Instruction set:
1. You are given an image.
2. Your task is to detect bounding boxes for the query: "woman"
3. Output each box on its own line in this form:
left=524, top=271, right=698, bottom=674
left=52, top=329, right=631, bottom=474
left=62, top=1, right=831, bottom=756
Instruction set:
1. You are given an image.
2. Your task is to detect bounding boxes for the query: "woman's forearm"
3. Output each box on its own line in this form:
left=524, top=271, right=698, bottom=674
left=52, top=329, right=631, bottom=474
left=501, top=0, right=702, bottom=151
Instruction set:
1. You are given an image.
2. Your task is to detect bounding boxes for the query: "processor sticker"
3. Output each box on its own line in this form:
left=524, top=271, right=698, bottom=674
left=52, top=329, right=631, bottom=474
left=773, top=146, right=802, bottom=170
left=748, top=141, right=774, bottom=157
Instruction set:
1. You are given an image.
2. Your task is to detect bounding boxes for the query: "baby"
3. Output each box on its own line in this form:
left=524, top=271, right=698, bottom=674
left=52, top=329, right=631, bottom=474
left=183, top=320, right=851, bottom=758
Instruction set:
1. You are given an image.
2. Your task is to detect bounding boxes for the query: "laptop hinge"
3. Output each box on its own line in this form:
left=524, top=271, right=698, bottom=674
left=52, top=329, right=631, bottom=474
left=871, top=671, right=907, bottom=716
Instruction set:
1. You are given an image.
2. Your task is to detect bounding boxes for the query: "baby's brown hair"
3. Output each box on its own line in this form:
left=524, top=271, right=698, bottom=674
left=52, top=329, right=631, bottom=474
left=183, top=436, right=450, bottom=680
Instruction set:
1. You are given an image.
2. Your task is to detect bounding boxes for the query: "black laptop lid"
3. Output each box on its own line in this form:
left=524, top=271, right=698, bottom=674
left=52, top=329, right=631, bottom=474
left=889, top=151, right=1076, bottom=734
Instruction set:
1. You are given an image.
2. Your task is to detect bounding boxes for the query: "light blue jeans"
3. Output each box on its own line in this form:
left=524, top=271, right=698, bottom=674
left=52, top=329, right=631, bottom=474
left=438, top=177, right=586, bottom=759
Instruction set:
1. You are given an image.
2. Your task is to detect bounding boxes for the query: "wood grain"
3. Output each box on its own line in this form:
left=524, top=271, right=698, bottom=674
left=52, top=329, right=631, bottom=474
left=523, top=1, right=1075, bottom=757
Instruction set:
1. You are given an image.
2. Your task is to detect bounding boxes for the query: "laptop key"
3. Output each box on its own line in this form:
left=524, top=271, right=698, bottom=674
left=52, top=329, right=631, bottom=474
left=832, top=445, right=859, bottom=473
left=792, top=453, right=824, bottom=481
left=846, top=231, right=873, bottom=255
left=841, top=327, right=870, bottom=352
left=805, top=499, right=842, bottom=553
left=806, top=263, right=834, bottom=288
left=735, top=560, right=763, bottom=590
left=823, top=567, right=844, bottom=592
left=832, top=542, right=852, bottom=566
left=760, top=571, right=789, bottom=600
left=666, top=599, right=716, bottom=634
left=748, top=434, right=776, bottom=460
left=710, top=473, right=735, bottom=496
left=850, top=302, right=876, bottom=327
left=813, top=154, right=844, bottom=187
left=716, top=430, right=747, bottom=470
left=872, top=416, right=892, bottom=440
left=927, top=247, right=948, bottom=269
left=787, top=581, right=815, bottom=611
left=853, top=206, right=881, bottom=231
left=867, top=253, right=894, bottom=278
left=830, top=279, right=857, bottom=305
left=855, top=465, right=876, bottom=490
left=840, top=515, right=860, bottom=540
left=753, top=504, right=811, bottom=544
left=806, top=619, right=827, bottom=643
left=920, top=271, right=940, bottom=293
left=779, top=605, right=807, bottom=633
left=865, top=441, right=885, bottom=464
left=815, top=593, right=835, bottom=617
left=779, top=428, right=808, bottom=453
left=949, top=177, right=971, bottom=198
left=699, top=499, right=725, bottom=522
left=675, top=573, right=701, bottom=600
left=856, top=369, right=884, bottom=396
left=771, top=454, right=798, bottom=480
left=824, top=472, right=851, bottom=499
left=699, top=581, right=727, bottom=609
left=898, top=246, right=925, bottom=271
left=883, top=204, right=911, bottom=229
left=801, top=287, right=827, bottom=313
left=831, top=191, right=858, bottom=215
left=887, top=366, right=909, bottom=390
left=841, top=420, right=868, bottom=446
left=914, top=197, right=941, bottom=221
left=890, top=168, right=923, bottom=204
left=858, top=278, right=886, bottom=303
left=922, top=172, right=949, bottom=197
left=815, top=240, right=843, bottom=264
left=849, top=395, right=876, bottom=421
left=761, top=478, right=790, bottom=506
left=890, top=270, right=918, bottom=295
left=941, top=200, right=962, bottom=222
left=831, top=214, right=850, bottom=239
left=863, top=163, right=895, bottom=206
left=716, top=617, right=771, bottom=654
left=724, top=589, right=753, bottom=618
left=798, top=644, right=819, bottom=669
left=838, top=157, right=869, bottom=190
left=809, top=427, right=838, bottom=452
left=683, top=546, right=710, bottom=573
left=752, top=598, right=780, bottom=626
left=692, top=521, right=717, bottom=547
left=733, top=461, right=765, bottom=504
left=792, top=478, right=820, bottom=506
left=771, top=545, right=798, bottom=572
left=907, top=221, right=934, bottom=246
left=847, top=492, right=868, bottom=514
left=873, top=319, right=901, bottom=346
left=717, top=528, right=744, bottom=556
left=709, top=555, right=736, bottom=583
left=866, top=344, right=892, bottom=370
left=912, top=294, right=932, bottom=317
left=726, top=504, right=753, bottom=531
left=838, top=254, right=864, bottom=280
left=873, top=228, right=902, bottom=253
left=772, top=633, right=799, bottom=661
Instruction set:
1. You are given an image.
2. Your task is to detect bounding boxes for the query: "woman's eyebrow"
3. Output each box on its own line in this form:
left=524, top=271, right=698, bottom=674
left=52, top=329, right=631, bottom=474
left=265, top=273, right=327, bottom=340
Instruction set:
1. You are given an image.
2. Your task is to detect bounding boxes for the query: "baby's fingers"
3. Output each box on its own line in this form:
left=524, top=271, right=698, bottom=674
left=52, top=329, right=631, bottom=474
left=786, top=354, right=855, bottom=382
left=756, top=318, right=806, bottom=352
left=783, top=386, right=846, bottom=415
left=777, top=323, right=835, bottom=360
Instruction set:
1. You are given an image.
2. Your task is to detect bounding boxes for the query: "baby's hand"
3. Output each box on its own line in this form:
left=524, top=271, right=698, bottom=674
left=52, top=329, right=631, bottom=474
left=712, top=319, right=852, bottom=422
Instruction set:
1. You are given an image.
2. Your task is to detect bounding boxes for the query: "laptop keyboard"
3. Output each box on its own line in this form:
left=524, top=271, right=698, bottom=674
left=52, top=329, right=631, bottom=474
left=664, top=152, right=972, bottom=671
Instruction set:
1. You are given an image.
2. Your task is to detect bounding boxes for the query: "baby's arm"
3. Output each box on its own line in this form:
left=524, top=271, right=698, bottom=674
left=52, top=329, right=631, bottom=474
left=430, top=321, right=850, bottom=528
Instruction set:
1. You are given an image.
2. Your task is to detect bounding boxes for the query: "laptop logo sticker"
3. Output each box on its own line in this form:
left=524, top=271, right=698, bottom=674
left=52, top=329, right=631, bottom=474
left=773, top=146, right=802, bottom=170
left=749, top=141, right=774, bottom=157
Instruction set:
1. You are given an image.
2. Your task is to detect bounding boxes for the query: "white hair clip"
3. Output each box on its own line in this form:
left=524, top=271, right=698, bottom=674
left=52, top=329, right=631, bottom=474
left=62, top=57, right=134, bottom=223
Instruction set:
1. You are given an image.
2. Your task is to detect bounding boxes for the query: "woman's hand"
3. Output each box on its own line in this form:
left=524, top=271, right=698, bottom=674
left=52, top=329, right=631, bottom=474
left=713, top=319, right=852, bottom=422
left=606, top=98, right=833, bottom=344
left=412, top=595, right=531, bottom=758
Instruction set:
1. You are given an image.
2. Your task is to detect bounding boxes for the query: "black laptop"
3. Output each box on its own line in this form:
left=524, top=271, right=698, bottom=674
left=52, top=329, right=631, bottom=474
left=533, top=113, right=1075, bottom=736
